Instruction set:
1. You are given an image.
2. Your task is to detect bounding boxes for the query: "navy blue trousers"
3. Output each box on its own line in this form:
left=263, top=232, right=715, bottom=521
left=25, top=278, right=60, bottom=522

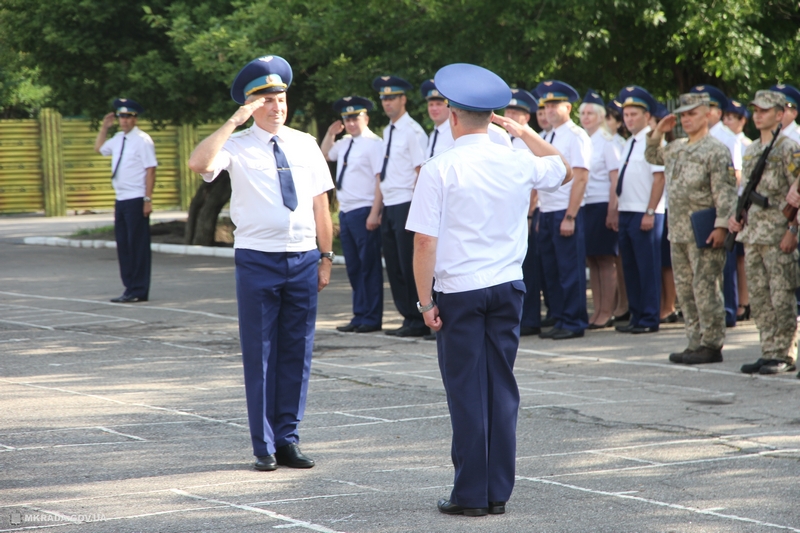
left=436, top=280, right=525, bottom=508
left=537, top=209, right=588, bottom=332
left=618, top=211, right=663, bottom=329
left=235, top=249, right=318, bottom=457
left=381, top=202, right=424, bottom=329
left=114, top=198, right=151, bottom=299
left=340, top=207, right=383, bottom=327
left=723, top=249, right=738, bottom=326
left=521, top=210, right=544, bottom=328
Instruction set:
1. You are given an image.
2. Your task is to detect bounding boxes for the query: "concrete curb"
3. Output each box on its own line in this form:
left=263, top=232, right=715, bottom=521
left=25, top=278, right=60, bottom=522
left=21, top=236, right=347, bottom=264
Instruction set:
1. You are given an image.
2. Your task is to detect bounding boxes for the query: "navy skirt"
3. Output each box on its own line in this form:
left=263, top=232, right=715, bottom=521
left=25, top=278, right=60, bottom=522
left=584, top=202, right=618, bottom=256
left=661, top=210, right=672, bottom=268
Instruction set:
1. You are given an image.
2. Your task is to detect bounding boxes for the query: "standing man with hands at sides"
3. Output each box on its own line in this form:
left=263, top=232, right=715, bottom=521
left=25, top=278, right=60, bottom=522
left=372, top=75, right=429, bottom=338
left=408, top=63, right=571, bottom=517
left=645, top=92, right=737, bottom=364
left=533, top=80, right=591, bottom=340
left=94, top=98, right=157, bottom=303
left=731, top=90, right=800, bottom=375
left=321, top=96, right=384, bottom=334
left=421, top=79, right=455, bottom=157
left=771, top=84, right=800, bottom=145
left=187, top=55, right=334, bottom=472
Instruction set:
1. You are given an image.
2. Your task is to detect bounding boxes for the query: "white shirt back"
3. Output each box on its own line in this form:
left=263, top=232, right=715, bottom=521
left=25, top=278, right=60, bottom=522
left=710, top=121, right=742, bottom=170
left=781, top=122, right=800, bottom=145
left=585, top=129, right=621, bottom=204
left=406, top=134, right=566, bottom=294
left=538, top=120, right=592, bottom=212
left=202, top=124, right=333, bottom=253
left=380, top=112, right=427, bottom=206
left=328, top=130, right=383, bottom=213
left=100, top=126, right=158, bottom=201
left=617, top=125, right=666, bottom=213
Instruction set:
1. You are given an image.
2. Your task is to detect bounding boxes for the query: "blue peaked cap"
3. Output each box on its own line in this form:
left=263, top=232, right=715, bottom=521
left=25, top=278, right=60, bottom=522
left=113, top=98, right=144, bottom=115
left=333, top=96, right=374, bottom=116
left=770, top=83, right=800, bottom=107
left=617, top=86, right=657, bottom=113
left=372, top=76, right=413, bottom=99
left=231, top=55, right=293, bottom=105
left=420, top=79, right=446, bottom=100
left=506, top=88, right=537, bottom=112
left=690, top=84, right=729, bottom=108
left=582, top=89, right=604, bottom=107
left=652, top=102, right=670, bottom=121
left=534, top=80, right=580, bottom=104
left=434, top=63, right=511, bottom=112
left=725, top=99, right=751, bottom=119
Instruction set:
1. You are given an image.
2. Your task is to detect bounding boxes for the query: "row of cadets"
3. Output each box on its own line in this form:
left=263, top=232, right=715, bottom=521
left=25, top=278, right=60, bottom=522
left=532, top=80, right=592, bottom=340
left=321, top=97, right=385, bottom=334
left=613, top=86, right=666, bottom=334
left=579, top=90, right=622, bottom=329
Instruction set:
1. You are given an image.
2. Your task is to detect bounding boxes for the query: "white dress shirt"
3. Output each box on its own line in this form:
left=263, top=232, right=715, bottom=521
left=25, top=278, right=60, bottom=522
left=538, top=120, right=592, bottom=213
left=406, top=133, right=566, bottom=294
left=781, top=121, right=800, bottom=145
left=616, top=125, right=666, bottom=213
left=585, top=129, right=621, bottom=204
left=380, top=112, right=427, bottom=206
left=328, top=129, right=383, bottom=213
left=488, top=123, right=513, bottom=147
left=426, top=120, right=455, bottom=158
left=710, top=121, right=742, bottom=170
left=100, top=126, right=158, bottom=201
left=202, top=124, right=333, bottom=253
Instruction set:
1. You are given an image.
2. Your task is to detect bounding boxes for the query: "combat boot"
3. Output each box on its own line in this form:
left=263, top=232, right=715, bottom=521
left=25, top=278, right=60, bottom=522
left=682, top=346, right=723, bottom=364
left=669, top=348, right=694, bottom=363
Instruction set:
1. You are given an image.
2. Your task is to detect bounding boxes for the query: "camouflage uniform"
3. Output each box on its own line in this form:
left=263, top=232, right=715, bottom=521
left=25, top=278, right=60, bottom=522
left=737, top=108, right=800, bottom=363
left=646, top=99, right=737, bottom=351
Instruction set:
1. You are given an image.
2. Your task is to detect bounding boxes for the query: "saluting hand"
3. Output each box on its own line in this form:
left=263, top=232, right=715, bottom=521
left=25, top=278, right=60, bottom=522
left=229, top=97, right=266, bottom=127
left=327, top=121, right=345, bottom=137
left=492, top=113, right=531, bottom=138
left=422, top=305, right=442, bottom=332
left=101, top=112, right=116, bottom=129
left=656, top=114, right=677, bottom=134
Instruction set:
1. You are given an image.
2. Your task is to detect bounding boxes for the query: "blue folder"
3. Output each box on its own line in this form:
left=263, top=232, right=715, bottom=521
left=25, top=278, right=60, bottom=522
left=690, top=207, right=717, bottom=249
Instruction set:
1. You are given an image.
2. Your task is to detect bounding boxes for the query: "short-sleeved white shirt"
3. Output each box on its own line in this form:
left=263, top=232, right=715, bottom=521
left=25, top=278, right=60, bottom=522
left=406, top=133, right=566, bottom=294
left=427, top=120, right=455, bottom=158
left=538, top=120, right=592, bottom=213
left=710, top=121, right=742, bottom=170
left=328, top=129, right=383, bottom=213
left=488, top=123, right=513, bottom=147
left=99, top=126, right=158, bottom=201
left=781, top=121, right=800, bottom=145
left=380, top=112, right=427, bottom=206
left=617, top=125, right=666, bottom=213
left=585, top=129, right=621, bottom=204
left=202, top=124, right=333, bottom=253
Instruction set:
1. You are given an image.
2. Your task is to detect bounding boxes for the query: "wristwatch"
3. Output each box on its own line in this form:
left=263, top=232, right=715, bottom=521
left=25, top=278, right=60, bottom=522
left=789, top=225, right=798, bottom=235
left=417, top=300, right=435, bottom=313
left=564, top=213, right=575, bottom=222
left=645, top=208, right=656, bottom=216
left=143, top=196, right=152, bottom=203
left=320, top=251, right=335, bottom=262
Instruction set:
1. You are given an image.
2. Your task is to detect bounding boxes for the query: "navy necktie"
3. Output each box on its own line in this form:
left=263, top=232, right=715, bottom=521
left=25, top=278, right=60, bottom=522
left=111, top=136, right=126, bottom=181
left=271, top=136, right=298, bottom=211
left=549, top=131, right=556, bottom=144
left=379, top=125, right=395, bottom=182
left=615, top=139, right=637, bottom=197
left=336, top=139, right=354, bottom=190
left=429, top=128, right=439, bottom=157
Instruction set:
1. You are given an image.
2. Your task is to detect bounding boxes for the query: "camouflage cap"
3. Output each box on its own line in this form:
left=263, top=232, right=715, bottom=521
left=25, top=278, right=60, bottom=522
left=673, top=92, right=710, bottom=113
left=750, top=90, right=787, bottom=110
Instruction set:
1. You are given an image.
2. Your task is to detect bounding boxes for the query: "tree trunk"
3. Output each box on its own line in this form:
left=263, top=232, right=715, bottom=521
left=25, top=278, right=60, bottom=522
left=184, top=171, right=232, bottom=246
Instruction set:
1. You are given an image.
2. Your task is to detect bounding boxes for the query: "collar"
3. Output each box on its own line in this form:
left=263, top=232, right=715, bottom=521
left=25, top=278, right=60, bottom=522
left=251, top=123, right=284, bottom=144
left=121, top=126, right=139, bottom=138
left=552, top=120, right=573, bottom=134
left=436, top=120, right=451, bottom=134
left=631, top=125, right=652, bottom=142
left=391, top=111, right=411, bottom=128
left=454, top=133, right=491, bottom=147
left=710, top=121, right=724, bottom=134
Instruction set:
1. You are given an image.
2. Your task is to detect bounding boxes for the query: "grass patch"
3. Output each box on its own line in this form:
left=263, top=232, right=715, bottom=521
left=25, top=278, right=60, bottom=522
left=70, top=225, right=115, bottom=237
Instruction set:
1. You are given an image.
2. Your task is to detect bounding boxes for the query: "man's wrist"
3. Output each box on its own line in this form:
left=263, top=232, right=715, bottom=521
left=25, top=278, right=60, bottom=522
left=417, top=300, right=435, bottom=313
left=143, top=196, right=152, bottom=203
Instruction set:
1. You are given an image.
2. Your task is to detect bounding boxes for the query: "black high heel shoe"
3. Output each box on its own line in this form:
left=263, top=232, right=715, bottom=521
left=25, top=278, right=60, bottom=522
left=736, top=305, right=751, bottom=321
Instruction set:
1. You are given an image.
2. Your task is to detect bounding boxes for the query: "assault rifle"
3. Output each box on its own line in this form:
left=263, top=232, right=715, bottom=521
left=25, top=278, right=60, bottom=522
left=724, top=123, right=783, bottom=251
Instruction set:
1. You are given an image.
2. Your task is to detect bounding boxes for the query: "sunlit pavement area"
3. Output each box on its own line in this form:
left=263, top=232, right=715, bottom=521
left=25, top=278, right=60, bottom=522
left=2, top=237, right=800, bottom=533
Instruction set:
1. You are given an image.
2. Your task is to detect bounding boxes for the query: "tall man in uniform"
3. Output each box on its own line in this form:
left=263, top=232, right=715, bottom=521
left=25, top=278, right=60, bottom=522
left=408, top=63, right=570, bottom=516
left=612, top=86, right=665, bottom=334
left=321, top=96, right=384, bottom=333
left=731, top=90, right=800, bottom=375
left=646, top=92, right=737, bottom=364
left=372, top=76, right=429, bottom=337
left=94, top=98, right=157, bottom=303
left=188, top=55, right=334, bottom=471
left=533, top=80, right=591, bottom=339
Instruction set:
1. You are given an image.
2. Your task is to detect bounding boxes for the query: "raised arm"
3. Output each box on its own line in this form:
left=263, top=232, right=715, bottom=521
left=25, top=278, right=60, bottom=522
left=492, top=114, right=573, bottom=185
left=94, top=113, right=116, bottom=153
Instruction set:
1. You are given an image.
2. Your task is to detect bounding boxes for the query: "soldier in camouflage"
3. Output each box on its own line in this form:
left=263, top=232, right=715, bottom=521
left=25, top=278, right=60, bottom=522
left=646, top=92, right=738, bottom=364
left=729, top=90, right=800, bottom=375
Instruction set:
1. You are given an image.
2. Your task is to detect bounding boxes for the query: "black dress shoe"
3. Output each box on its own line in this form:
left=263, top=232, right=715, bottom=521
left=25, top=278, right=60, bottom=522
left=355, top=324, right=381, bottom=333
left=613, top=311, right=630, bottom=322
left=538, top=328, right=562, bottom=339
left=683, top=346, right=723, bottom=364
left=520, top=326, right=541, bottom=336
left=630, top=326, right=658, bottom=334
left=395, top=326, right=429, bottom=337
left=741, top=358, right=769, bottom=374
left=275, top=444, right=315, bottom=468
left=615, top=323, right=636, bottom=333
left=385, top=326, right=404, bottom=336
left=437, top=499, right=488, bottom=517
left=254, top=454, right=277, bottom=471
left=336, top=323, right=358, bottom=333
left=110, top=294, right=147, bottom=303
left=541, top=317, right=556, bottom=328
left=758, top=360, right=796, bottom=375
left=488, top=501, right=506, bottom=515
left=551, top=329, right=584, bottom=340
left=736, top=305, right=751, bottom=321
left=660, top=312, right=678, bottom=324
left=587, top=318, right=613, bottom=330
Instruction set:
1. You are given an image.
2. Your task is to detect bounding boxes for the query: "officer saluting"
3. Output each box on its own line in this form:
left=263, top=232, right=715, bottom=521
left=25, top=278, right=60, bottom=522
left=321, top=96, right=384, bottom=333
left=408, top=63, right=571, bottom=517
left=188, top=55, right=334, bottom=471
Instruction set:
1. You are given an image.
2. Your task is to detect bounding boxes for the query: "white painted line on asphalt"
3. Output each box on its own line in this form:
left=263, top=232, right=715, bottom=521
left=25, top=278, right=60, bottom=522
left=171, top=489, right=347, bottom=533
left=307, top=401, right=447, bottom=416
left=250, top=493, right=369, bottom=506
left=0, top=291, right=238, bottom=321
left=521, top=399, right=657, bottom=410
left=0, top=303, right=146, bottom=325
left=516, top=475, right=800, bottom=532
left=323, top=479, right=386, bottom=492
left=312, top=360, right=441, bottom=381
left=587, top=451, right=663, bottom=465
left=334, top=412, right=393, bottom=422
left=96, top=426, right=147, bottom=441
left=0, top=319, right=54, bottom=330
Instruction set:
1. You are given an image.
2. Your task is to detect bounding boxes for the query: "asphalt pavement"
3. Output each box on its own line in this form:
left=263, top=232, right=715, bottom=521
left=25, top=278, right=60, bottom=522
left=1, top=214, right=800, bottom=533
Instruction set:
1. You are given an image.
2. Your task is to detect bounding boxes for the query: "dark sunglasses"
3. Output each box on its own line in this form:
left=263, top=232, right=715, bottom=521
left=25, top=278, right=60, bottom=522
left=116, top=113, right=136, bottom=118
